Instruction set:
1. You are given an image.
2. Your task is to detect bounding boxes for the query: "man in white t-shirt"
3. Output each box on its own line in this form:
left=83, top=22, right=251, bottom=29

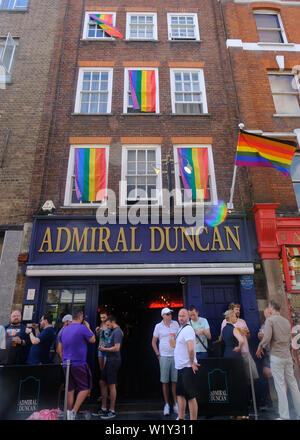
left=152, top=307, right=179, bottom=416
left=174, top=308, right=199, bottom=420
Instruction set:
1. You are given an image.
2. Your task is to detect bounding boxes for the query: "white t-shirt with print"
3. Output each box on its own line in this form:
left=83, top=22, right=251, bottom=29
left=153, top=320, right=179, bottom=357
left=174, top=324, right=197, bottom=370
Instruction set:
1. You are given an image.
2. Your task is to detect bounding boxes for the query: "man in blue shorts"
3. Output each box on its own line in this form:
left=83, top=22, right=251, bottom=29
left=57, top=309, right=95, bottom=420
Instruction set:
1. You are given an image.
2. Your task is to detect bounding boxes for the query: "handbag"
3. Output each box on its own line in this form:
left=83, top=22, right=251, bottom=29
left=189, top=320, right=215, bottom=357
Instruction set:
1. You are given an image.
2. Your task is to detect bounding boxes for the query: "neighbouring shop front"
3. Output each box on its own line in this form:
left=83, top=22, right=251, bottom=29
left=22, top=215, right=260, bottom=398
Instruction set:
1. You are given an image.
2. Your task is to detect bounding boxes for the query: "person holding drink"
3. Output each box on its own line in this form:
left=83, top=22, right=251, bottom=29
left=0, top=310, right=29, bottom=365
left=152, top=307, right=179, bottom=416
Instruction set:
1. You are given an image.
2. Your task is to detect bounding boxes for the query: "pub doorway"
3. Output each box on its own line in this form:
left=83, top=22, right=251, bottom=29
left=96, top=281, right=183, bottom=399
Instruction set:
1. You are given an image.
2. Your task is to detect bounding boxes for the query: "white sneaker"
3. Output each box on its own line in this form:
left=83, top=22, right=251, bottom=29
left=173, top=403, right=178, bottom=414
left=163, top=403, right=170, bottom=416
left=67, top=409, right=76, bottom=420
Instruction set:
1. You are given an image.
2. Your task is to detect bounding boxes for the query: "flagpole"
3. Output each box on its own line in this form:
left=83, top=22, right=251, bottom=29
left=227, top=123, right=244, bottom=210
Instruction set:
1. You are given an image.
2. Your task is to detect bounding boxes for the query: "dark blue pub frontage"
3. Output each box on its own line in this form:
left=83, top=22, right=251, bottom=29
left=23, top=215, right=261, bottom=398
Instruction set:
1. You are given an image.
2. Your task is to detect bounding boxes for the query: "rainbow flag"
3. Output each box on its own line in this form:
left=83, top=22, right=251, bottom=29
left=75, top=148, right=107, bottom=202
left=177, top=148, right=209, bottom=200
left=89, top=14, right=123, bottom=39
left=235, top=130, right=297, bottom=176
left=129, top=70, right=156, bottom=112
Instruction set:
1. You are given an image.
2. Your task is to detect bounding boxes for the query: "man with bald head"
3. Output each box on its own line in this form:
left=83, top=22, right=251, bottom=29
left=0, top=310, right=29, bottom=365
left=174, top=308, right=199, bottom=420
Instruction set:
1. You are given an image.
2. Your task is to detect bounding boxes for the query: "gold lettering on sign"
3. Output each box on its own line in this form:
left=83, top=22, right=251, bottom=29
left=211, top=227, right=225, bottom=251
left=98, top=227, right=113, bottom=253
left=165, top=227, right=179, bottom=252
left=130, top=227, right=142, bottom=252
left=114, top=227, right=129, bottom=252
left=180, top=227, right=195, bottom=251
left=89, top=227, right=98, bottom=252
left=55, top=227, right=71, bottom=253
left=150, top=227, right=165, bottom=252
left=38, top=227, right=53, bottom=253
left=195, top=226, right=209, bottom=251
left=70, top=227, right=89, bottom=253
left=224, top=226, right=240, bottom=251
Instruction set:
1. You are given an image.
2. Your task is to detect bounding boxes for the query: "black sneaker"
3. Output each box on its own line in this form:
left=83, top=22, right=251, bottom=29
left=92, top=408, right=108, bottom=417
left=101, top=410, right=116, bottom=419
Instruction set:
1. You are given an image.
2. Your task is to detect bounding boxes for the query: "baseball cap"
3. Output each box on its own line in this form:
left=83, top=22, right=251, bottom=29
left=161, top=307, right=173, bottom=317
left=62, top=314, right=72, bottom=323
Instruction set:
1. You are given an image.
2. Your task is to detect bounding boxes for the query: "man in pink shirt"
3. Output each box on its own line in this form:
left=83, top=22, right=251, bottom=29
left=221, top=304, right=258, bottom=382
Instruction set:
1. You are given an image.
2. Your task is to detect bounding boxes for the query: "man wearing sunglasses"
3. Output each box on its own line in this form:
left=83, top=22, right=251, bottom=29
left=152, top=307, right=179, bottom=416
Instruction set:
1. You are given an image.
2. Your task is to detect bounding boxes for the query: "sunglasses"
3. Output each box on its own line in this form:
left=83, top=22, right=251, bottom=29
left=165, top=312, right=172, bottom=316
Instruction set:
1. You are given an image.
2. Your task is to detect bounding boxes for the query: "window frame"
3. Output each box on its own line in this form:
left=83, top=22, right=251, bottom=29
left=268, top=70, right=300, bottom=116
left=170, top=68, right=208, bottom=115
left=254, top=10, right=288, bottom=44
left=0, top=33, right=17, bottom=83
left=64, top=145, right=110, bottom=207
left=82, top=11, right=117, bottom=40
left=173, top=144, right=218, bottom=207
left=167, top=13, right=200, bottom=41
left=0, top=0, right=28, bottom=9
left=120, top=144, right=162, bottom=207
left=74, top=67, right=113, bottom=114
left=125, top=12, right=158, bottom=41
left=123, top=67, right=160, bottom=114
left=290, top=153, right=300, bottom=210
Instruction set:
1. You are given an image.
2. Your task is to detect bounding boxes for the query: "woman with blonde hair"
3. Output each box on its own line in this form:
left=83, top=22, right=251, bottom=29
left=222, top=309, right=244, bottom=358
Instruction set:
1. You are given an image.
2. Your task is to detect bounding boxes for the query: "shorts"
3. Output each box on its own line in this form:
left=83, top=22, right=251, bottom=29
left=262, top=354, right=270, bottom=369
left=176, top=367, right=198, bottom=400
left=64, top=363, right=92, bottom=392
left=101, top=359, right=121, bottom=385
left=159, top=356, right=178, bottom=383
left=98, top=349, right=107, bottom=360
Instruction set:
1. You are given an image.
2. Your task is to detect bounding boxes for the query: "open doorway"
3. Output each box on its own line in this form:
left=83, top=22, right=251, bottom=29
left=97, top=282, right=183, bottom=399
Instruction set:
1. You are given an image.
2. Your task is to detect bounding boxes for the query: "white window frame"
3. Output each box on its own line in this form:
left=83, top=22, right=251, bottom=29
left=123, top=67, right=160, bottom=114
left=82, top=11, right=117, bottom=40
left=74, top=67, right=113, bottom=114
left=167, top=13, right=200, bottom=41
left=173, top=144, right=218, bottom=206
left=0, top=33, right=17, bottom=83
left=170, top=68, right=208, bottom=114
left=126, top=12, right=158, bottom=40
left=268, top=70, right=300, bottom=116
left=120, top=145, right=162, bottom=207
left=0, top=0, right=28, bottom=9
left=254, top=10, right=288, bottom=44
left=291, top=154, right=300, bottom=211
left=64, top=145, right=110, bottom=207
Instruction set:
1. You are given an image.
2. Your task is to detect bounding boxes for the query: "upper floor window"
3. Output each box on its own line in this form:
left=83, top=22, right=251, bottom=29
left=121, top=145, right=162, bottom=206
left=167, top=13, right=200, bottom=41
left=83, top=11, right=116, bottom=39
left=170, top=69, right=208, bottom=114
left=0, top=33, right=17, bottom=82
left=124, top=67, right=159, bottom=113
left=126, top=13, right=157, bottom=40
left=254, top=11, right=287, bottom=44
left=268, top=73, right=300, bottom=115
left=291, top=154, right=300, bottom=209
left=64, top=145, right=109, bottom=206
left=0, top=0, right=28, bottom=9
left=173, top=145, right=217, bottom=205
left=74, top=68, right=113, bottom=114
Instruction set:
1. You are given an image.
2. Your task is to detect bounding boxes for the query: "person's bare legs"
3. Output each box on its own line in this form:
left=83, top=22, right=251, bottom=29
left=73, top=389, right=90, bottom=413
left=188, top=397, right=198, bottom=420
left=108, top=384, right=117, bottom=412
left=171, top=382, right=177, bottom=406
left=67, top=390, right=75, bottom=410
left=177, top=395, right=186, bottom=419
left=100, top=380, right=108, bottom=409
left=162, top=383, right=169, bottom=404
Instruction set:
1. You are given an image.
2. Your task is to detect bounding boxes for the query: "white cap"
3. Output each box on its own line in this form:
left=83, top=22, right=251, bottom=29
left=161, top=307, right=173, bottom=317
left=62, top=314, right=73, bottom=323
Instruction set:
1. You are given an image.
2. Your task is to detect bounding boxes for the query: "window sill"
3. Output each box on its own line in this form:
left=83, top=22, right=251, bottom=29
left=121, top=112, right=161, bottom=116
left=257, top=42, right=294, bottom=47
left=0, top=9, right=28, bottom=13
left=61, top=205, right=107, bottom=209
left=80, top=38, right=116, bottom=42
left=171, top=113, right=211, bottom=117
left=169, top=39, right=202, bottom=43
left=124, top=39, right=159, bottom=42
left=273, top=114, right=300, bottom=118
left=71, top=113, right=114, bottom=116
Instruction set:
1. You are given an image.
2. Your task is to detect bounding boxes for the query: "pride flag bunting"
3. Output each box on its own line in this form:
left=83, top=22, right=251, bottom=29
left=90, top=14, right=123, bottom=39
left=75, top=148, right=107, bottom=202
left=177, top=148, right=209, bottom=200
left=235, top=129, right=297, bottom=177
left=129, top=70, right=156, bottom=112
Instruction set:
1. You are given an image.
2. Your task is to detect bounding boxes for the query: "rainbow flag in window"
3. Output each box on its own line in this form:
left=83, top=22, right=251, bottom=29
left=89, top=14, right=123, bottom=39
left=129, top=70, right=156, bottom=112
left=177, top=148, right=209, bottom=200
left=74, top=148, right=107, bottom=202
left=235, top=130, right=297, bottom=177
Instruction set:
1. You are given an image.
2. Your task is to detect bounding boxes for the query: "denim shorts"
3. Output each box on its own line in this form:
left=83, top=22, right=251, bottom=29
left=159, top=356, right=178, bottom=383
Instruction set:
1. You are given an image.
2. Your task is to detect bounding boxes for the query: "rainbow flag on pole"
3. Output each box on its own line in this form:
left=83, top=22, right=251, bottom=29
left=90, top=14, right=123, bottom=39
left=129, top=70, right=156, bottom=112
left=177, top=148, right=209, bottom=200
left=235, top=130, right=297, bottom=176
left=75, top=148, right=107, bottom=202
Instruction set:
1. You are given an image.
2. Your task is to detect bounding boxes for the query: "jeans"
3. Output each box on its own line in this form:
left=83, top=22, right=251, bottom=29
left=270, top=354, right=300, bottom=419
